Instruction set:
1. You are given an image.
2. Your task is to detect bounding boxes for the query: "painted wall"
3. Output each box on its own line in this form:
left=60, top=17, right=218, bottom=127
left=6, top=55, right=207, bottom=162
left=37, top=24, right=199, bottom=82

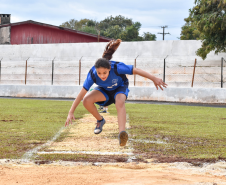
left=10, top=23, right=109, bottom=44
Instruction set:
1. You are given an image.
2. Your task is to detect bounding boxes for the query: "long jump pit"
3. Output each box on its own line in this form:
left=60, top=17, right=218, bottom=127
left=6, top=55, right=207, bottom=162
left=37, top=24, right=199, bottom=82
left=1, top=114, right=226, bottom=185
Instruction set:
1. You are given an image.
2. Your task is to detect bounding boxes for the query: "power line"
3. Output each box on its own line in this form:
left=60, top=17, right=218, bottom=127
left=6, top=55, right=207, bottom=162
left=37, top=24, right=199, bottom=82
left=158, top=26, right=170, bottom=40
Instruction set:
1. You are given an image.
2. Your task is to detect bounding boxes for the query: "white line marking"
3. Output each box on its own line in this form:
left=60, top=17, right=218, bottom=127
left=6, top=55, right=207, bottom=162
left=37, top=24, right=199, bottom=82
left=126, top=114, right=131, bottom=129
left=129, top=138, right=167, bottom=144
left=22, top=127, right=65, bottom=162
left=38, top=151, right=134, bottom=155
left=125, top=114, right=136, bottom=162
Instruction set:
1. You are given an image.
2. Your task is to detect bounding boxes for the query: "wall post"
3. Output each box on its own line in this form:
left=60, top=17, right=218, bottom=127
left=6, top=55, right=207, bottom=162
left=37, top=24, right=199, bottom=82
left=134, top=55, right=139, bottom=86
left=0, top=58, right=2, bottom=82
left=163, top=55, right=168, bottom=83
left=191, top=58, right=197, bottom=87
left=25, top=58, right=29, bottom=85
left=79, top=56, right=83, bottom=85
left=221, top=57, right=224, bottom=88
left=52, top=57, right=55, bottom=85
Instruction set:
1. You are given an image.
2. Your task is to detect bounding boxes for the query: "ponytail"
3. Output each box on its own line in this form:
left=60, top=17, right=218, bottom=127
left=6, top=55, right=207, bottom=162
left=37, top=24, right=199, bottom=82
left=95, top=39, right=122, bottom=69
left=102, top=39, right=122, bottom=60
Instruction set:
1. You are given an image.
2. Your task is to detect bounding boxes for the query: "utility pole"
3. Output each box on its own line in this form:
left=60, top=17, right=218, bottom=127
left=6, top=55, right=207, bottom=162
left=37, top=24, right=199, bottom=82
left=158, top=26, right=170, bottom=40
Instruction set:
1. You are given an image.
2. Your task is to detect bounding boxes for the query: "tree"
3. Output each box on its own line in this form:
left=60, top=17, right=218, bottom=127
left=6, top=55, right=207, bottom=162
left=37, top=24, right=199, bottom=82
left=60, top=19, right=98, bottom=35
left=98, top=15, right=133, bottom=31
left=60, top=15, right=157, bottom=42
left=188, top=0, right=226, bottom=59
left=80, top=26, right=98, bottom=35
left=120, top=22, right=143, bottom=41
left=142, top=32, right=157, bottom=41
left=180, top=18, right=201, bottom=40
left=102, top=25, right=123, bottom=39
left=98, top=15, right=141, bottom=41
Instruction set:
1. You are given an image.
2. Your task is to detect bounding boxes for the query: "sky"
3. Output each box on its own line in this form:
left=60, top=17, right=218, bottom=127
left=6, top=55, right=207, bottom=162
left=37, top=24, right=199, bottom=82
left=0, top=0, right=195, bottom=41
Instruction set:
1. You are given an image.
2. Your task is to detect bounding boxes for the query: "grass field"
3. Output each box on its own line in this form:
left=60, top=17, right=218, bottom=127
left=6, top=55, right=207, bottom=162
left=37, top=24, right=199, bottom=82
left=125, top=103, right=226, bottom=162
left=0, top=98, right=87, bottom=158
left=0, top=98, right=225, bottom=162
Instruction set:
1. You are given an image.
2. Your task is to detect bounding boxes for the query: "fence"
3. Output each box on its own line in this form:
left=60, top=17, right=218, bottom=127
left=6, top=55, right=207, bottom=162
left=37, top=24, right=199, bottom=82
left=0, top=56, right=225, bottom=88
left=163, top=57, right=226, bottom=88
left=189, top=57, right=226, bottom=88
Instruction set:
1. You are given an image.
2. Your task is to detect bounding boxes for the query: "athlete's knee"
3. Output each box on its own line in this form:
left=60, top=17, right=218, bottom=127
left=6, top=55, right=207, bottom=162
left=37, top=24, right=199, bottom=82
left=83, top=96, right=92, bottom=107
left=115, top=95, right=126, bottom=109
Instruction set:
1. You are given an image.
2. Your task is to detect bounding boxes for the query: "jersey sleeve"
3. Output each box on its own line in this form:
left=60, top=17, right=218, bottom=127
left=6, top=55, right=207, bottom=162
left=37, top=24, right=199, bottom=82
left=117, top=62, right=134, bottom=75
left=83, top=69, right=95, bottom=91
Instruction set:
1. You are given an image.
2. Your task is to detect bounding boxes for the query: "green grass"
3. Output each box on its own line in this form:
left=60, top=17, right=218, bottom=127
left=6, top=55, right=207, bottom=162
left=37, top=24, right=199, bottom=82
left=124, top=103, right=226, bottom=160
left=0, top=98, right=226, bottom=162
left=0, top=98, right=87, bottom=158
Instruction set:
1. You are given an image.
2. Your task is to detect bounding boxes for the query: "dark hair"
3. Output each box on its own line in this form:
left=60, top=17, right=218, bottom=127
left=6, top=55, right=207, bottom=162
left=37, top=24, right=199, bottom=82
left=95, top=58, right=111, bottom=69
left=102, top=39, right=121, bottom=60
left=95, top=39, right=122, bottom=69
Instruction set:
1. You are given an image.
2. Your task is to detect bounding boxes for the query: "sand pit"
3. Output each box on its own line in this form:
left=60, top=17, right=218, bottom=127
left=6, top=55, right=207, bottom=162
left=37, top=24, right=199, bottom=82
left=45, top=114, right=132, bottom=153
left=1, top=114, right=226, bottom=185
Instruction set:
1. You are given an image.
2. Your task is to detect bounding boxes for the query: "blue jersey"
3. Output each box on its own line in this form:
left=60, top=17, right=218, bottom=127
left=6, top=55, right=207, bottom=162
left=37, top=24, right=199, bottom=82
left=83, top=61, right=133, bottom=91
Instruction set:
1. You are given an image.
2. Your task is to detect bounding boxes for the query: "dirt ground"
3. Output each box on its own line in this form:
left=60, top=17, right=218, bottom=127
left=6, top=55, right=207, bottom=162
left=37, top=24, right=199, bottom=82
left=1, top=114, right=226, bottom=185
left=1, top=162, right=226, bottom=185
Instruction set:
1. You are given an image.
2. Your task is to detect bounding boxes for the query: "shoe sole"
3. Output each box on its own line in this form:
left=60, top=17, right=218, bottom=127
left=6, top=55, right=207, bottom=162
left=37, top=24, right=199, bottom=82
left=119, top=132, right=128, bottom=146
left=94, top=129, right=102, bottom=134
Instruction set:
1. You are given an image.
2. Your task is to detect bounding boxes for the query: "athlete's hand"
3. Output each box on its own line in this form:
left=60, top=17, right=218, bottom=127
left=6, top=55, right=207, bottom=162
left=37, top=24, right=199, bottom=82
left=65, top=112, right=76, bottom=127
left=153, top=77, right=168, bottom=90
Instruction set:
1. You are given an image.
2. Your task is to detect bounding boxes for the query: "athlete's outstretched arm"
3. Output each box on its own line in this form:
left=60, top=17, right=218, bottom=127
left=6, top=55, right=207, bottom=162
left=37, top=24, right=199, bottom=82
left=133, top=68, right=167, bottom=90
left=65, top=87, right=88, bottom=127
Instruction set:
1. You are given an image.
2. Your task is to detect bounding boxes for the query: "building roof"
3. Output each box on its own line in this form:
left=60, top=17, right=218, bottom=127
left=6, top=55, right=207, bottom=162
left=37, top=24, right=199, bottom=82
left=0, top=20, right=112, bottom=41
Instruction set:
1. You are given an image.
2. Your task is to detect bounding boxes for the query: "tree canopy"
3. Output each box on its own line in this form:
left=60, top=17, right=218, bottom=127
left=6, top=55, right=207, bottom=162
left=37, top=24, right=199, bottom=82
left=60, top=18, right=98, bottom=35
left=60, top=15, right=156, bottom=42
left=187, top=0, right=226, bottom=59
left=180, top=17, right=201, bottom=40
left=142, top=32, right=157, bottom=41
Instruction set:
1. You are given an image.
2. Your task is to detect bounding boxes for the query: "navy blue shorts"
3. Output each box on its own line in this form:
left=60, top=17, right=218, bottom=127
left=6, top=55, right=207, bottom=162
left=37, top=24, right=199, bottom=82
left=94, top=85, right=129, bottom=106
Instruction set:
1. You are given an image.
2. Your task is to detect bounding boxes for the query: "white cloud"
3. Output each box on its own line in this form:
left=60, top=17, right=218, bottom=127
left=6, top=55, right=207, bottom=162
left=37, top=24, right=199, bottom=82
left=11, top=15, right=24, bottom=23
left=0, top=0, right=195, bottom=40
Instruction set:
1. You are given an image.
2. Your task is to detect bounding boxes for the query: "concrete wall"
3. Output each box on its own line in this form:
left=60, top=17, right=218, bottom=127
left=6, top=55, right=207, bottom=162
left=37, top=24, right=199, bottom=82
left=0, top=41, right=226, bottom=104
left=0, top=85, right=226, bottom=104
left=0, top=40, right=226, bottom=88
left=0, top=26, right=10, bottom=44
left=0, top=40, right=225, bottom=61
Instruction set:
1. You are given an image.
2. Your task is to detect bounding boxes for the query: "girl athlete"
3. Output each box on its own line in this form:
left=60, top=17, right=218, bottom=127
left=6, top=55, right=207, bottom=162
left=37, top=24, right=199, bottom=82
left=65, top=39, right=167, bottom=146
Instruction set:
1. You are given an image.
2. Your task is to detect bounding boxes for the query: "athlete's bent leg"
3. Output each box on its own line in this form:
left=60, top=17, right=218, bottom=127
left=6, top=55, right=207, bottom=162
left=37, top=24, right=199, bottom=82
left=83, top=90, right=106, bottom=121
